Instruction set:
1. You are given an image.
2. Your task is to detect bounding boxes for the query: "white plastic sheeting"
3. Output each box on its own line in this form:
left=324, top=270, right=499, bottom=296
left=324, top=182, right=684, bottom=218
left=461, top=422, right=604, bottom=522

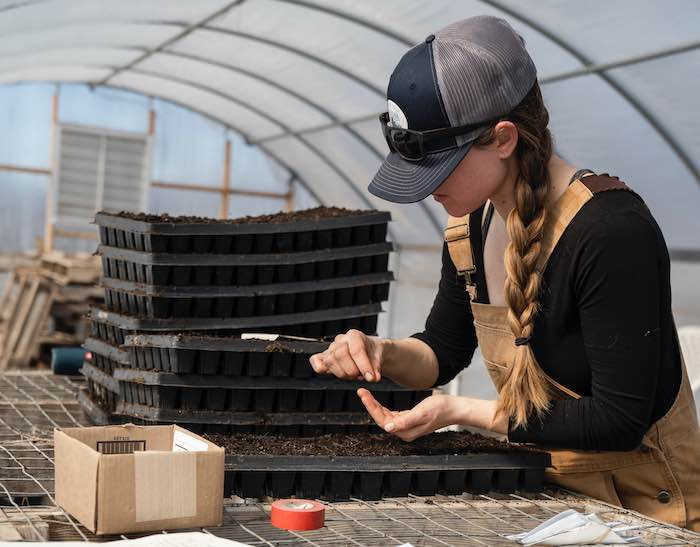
left=0, top=0, right=699, bottom=341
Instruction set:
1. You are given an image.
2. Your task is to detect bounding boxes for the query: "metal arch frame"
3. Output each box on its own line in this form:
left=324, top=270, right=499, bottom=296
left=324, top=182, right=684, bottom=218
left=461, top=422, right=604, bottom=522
left=0, top=0, right=47, bottom=13
left=0, top=55, right=443, bottom=235
left=82, top=0, right=442, bottom=235
left=480, top=0, right=700, bottom=188
left=235, top=40, right=700, bottom=145
left=5, top=0, right=699, bottom=222
left=272, top=0, right=415, bottom=47
left=109, top=67, right=402, bottom=241
left=100, top=82, right=323, bottom=207
left=96, top=0, right=246, bottom=86
left=131, top=48, right=444, bottom=234
left=126, top=67, right=286, bottom=133
left=200, top=24, right=385, bottom=96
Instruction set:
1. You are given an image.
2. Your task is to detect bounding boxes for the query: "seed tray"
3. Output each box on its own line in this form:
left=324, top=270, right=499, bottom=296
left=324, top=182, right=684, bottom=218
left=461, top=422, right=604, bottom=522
left=113, top=367, right=415, bottom=392
left=98, top=242, right=392, bottom=286
left=89, top=315, right=131, bottom=346
left=117, top=379, right=430, bottom=412
left=223, top=452, right=550, bottom=500
left=123, top=334, right=327, bottom=376
left=77, top=388, right=116, bottom=426
left=84, top=375, right=118, bottom=414
left=95, top=210, right=390, bottom=253
left=122, top=420, right=380, bottom=437
left=90, top=304, right=380, bottom=336
left=83, top=337, right=130, bottom=375
left=116, top=401, right=376, bottom=427
left=81, top=362, right=120, bottom=395
left=101, top=273, right=392, bottom=319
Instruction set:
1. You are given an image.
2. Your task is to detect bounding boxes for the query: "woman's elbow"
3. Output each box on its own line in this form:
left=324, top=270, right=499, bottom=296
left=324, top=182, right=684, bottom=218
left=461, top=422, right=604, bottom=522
left=594, top=421, right=647, bottom=451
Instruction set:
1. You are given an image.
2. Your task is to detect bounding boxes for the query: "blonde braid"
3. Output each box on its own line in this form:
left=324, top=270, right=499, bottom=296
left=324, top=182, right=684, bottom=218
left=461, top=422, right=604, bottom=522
left=475, top=82, right=554, bottom=428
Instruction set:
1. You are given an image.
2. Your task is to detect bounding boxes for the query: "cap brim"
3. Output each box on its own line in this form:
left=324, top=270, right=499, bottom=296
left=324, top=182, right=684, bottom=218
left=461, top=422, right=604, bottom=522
left=368, top=143, right=472, bottom=204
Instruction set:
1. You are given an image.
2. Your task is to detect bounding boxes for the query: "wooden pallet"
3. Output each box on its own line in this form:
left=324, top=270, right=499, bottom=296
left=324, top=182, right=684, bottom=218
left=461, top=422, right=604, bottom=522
left=39, top=251, right=101, bottom=286
left=0, top=252, right=103, bottom=370
left=0, top=269, right=58, bottom=370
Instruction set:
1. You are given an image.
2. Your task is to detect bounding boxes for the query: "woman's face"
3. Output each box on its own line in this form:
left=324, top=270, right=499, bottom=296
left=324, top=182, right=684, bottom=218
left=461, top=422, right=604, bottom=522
left=431, top=122, right=518, bottom=217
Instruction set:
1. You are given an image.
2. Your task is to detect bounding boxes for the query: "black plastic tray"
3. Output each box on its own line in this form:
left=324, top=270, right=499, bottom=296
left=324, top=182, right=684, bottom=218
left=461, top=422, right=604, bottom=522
left=117, top=378, right=429, bottom=412
left=101, top=273, right=392, bottom=319
left=116, top=402, right=375, bottom=426
left=224, top=452, right=550, bottom=500
left=81, top=362, right=120, bottom=395
left=90, top=304, right=380, bottom=337
left=95, top=211, right=390, bottom=253
left=84, top=374, right=118, bottom=414
left=83, top=337, right=130, bottom=375
left=113, top=367, right=415, bottom=391
left=118, top=420, right=380, bottom=437
left=124, top=333, right=328, bottom=376
left=78, top=388, right=114, bottom=426
left=90, top=316, right=131, bottom=346
left=99, top=243, right=391, bottom=286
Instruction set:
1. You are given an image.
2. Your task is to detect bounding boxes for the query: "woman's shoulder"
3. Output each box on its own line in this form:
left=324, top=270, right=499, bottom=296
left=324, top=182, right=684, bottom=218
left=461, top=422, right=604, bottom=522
left=567, top=174, right=667, bottom=254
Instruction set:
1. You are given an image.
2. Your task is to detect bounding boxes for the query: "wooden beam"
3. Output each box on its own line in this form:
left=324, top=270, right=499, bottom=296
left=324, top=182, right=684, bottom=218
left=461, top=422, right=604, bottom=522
left=43, top=91, right=59, bottom=253
left=220, top=139, right=231, bottom=219
left=151, top=180, right=289, bottom=200
left=52, top=228, right=98, bottom=240
left=286, top=177, right=295, bottom=212
left=0, top=163, right=51, bottom=176
left=148, top=108, right=156, bottom=136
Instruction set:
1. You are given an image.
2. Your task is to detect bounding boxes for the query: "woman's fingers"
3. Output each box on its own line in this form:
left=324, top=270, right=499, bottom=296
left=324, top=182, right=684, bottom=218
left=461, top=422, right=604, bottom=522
left=346, top=330, right=379, bottom=382
left=348, top=341, right=378, bottom=382
left=309, top=331, right=379, bottom=382
left=330, top=343, right=359, bottom=378
left=309, top=352, right=328, bottom=374
left=384, top=409, right=423, bottom=434
left=357, top=388, right=395, bottom=428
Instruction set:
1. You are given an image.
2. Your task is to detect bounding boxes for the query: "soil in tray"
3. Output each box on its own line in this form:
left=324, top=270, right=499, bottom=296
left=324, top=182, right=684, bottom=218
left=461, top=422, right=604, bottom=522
left=113, top=207, right=369, bottom=225
left=206, top=431, right=538, bottom=457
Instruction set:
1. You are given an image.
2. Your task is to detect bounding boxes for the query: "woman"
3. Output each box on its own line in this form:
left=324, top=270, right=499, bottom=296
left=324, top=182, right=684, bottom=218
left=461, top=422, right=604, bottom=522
left=309, top=15, right=700, bottom=530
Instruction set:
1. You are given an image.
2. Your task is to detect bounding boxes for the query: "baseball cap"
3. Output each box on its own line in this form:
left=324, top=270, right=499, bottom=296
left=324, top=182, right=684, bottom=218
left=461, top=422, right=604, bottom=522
left=368, top=15, right=537, bottom=203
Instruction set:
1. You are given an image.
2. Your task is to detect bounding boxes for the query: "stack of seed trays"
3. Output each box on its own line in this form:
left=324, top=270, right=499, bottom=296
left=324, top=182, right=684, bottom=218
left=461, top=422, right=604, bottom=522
left=78, top=207, right=425, bottom=434
left=113, top=333, right=432, bottom=436
left=77, top=315, right=131, bottom=425
left=94, top=207, right=393, bottom=337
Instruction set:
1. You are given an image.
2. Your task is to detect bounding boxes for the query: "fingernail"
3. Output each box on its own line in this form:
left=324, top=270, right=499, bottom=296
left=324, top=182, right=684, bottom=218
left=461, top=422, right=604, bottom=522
left=385, top=423, right=395, bottom=432
left=364, top=372, right=373, bottom=382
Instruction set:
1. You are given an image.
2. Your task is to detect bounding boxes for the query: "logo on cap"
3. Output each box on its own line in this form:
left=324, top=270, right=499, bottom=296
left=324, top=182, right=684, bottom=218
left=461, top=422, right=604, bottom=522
left=387, top=99, right=408, bottom=129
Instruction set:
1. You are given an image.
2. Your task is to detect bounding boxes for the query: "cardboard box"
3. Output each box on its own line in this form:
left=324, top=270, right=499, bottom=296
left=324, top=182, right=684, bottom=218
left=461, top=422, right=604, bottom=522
left=54, top=424, right=224, bottom=535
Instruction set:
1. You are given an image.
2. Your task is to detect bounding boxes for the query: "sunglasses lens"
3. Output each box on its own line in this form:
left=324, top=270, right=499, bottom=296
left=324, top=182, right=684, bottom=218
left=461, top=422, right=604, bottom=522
left=389, top=129, right=423, bottom=160
left=379, top=113, right=424, bottom=161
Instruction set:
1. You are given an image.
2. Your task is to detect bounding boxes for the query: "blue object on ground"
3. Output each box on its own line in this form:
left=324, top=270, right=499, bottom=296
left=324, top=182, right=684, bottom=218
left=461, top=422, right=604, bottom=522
left=51, top=347, right=86, bottom=375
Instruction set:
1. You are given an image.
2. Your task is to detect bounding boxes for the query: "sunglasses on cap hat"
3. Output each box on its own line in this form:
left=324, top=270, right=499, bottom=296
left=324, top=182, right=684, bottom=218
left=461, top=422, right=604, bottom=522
left=379, top=112, right=498, bottom=162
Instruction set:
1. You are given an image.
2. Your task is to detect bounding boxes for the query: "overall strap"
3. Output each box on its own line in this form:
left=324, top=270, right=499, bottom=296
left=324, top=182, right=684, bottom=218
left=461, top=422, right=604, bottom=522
left=444, top=214, right=477, bottom=300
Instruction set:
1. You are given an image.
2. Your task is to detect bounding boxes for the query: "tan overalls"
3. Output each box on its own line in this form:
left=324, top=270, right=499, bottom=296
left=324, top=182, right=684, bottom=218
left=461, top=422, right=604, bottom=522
left=445, top=174, right=700, bottom=530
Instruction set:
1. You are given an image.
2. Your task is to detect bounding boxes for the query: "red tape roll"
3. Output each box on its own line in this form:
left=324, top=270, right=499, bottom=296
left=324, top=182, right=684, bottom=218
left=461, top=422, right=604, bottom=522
left=271, top=499, right=325, bottom=531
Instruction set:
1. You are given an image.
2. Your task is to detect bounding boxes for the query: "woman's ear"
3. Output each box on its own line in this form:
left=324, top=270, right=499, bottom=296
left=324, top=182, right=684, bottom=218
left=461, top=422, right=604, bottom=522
left=493, top=121, right=518, bottom=159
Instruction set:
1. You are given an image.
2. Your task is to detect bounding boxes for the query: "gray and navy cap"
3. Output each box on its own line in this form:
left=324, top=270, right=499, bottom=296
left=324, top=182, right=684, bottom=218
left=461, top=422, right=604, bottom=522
left=368, top=15, right=537, bottom=203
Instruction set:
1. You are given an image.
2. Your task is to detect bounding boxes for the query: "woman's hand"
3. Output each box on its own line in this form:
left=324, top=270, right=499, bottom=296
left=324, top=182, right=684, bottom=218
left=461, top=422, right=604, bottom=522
left=357, top=388, right=460, bottom=441
left=309, top=330, right=386, bottom=382
left=357, top=389, right=509, bottom=440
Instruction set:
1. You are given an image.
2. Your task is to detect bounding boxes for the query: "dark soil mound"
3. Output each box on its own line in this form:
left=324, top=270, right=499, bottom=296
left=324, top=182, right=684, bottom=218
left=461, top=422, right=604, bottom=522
left=207, top=431, right=540, bottom=457
left=112, top=207, right=370, bottom=225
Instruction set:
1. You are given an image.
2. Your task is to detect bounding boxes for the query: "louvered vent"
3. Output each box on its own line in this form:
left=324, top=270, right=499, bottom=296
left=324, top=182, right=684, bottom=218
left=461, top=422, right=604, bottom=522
left=52, top=124, right=149, bottom=231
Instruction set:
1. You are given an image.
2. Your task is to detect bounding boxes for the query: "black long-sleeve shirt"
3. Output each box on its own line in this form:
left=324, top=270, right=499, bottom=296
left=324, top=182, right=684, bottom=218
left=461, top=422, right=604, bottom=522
left=412, top=188, right=682, bottom=451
